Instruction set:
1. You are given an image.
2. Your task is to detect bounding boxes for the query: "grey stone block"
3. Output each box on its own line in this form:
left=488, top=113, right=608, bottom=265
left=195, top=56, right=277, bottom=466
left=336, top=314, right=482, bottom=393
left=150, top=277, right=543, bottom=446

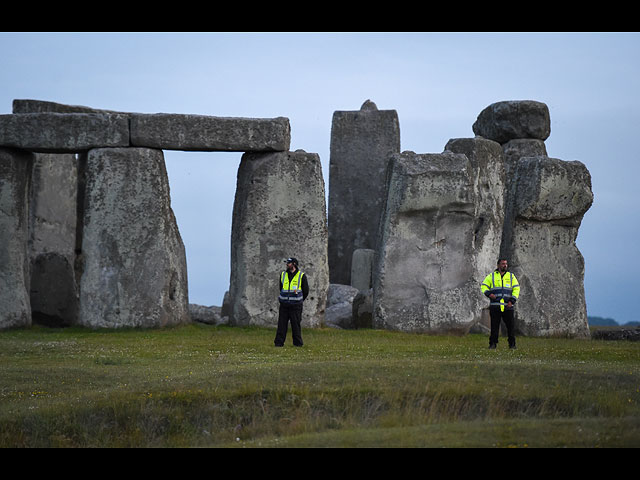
left=78, top=147, right=190, bottom=328
left=373, top=152, right=479, bottom=334
left=228, top=150, right=329, bottom=328
left=472, top=100, right=551, bottom=144
left=0, top=147, right=34, bottom=329
left=130, top=113, right=290, bottom=152
left=0, top=113, right=130, bottom=153
left=328, top=100, right=400, bottom=284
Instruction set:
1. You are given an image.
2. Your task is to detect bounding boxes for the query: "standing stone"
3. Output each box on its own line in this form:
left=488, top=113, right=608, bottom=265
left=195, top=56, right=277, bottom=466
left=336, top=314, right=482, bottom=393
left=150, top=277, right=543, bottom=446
left=0, top=148, right=33, bottom=329
left=27, top=153, right=79, bottom=326
left=373, top=152, right=478, bottom=333
left=499, top=138, right=548, bottom=260
left=78, top=148, right=190, bottom=328
left=13, top=102, right=81, bottom=326
left=444, top=137, right=507, bottom=331
left=505, top=156, right=593, bottom=338
left=328, top=100, right=400, bottom=285
left=229, top=150, right=329, bottom=328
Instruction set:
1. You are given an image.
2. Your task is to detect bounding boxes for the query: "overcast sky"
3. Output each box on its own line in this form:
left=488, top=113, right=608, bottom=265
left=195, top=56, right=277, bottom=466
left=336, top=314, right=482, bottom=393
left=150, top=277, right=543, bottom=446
left=1, top=32, right=638, bottom=324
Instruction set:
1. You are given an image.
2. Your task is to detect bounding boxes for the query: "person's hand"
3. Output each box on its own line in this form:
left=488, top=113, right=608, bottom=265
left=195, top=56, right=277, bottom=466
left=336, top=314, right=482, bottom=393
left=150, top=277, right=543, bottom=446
left=507, top=301, right=513, bottom=308
left=489, top=294, right=496, bottom=300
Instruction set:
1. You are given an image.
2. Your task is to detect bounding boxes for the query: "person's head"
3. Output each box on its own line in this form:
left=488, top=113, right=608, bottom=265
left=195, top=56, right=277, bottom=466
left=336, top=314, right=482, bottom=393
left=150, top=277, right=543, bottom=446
left=497, top=258, right=508, bottom=272
left=285, top=257, right=299, bottom=271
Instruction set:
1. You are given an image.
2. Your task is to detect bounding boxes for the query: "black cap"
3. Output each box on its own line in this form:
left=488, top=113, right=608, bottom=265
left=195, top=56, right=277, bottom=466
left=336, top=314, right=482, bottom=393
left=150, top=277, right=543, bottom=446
left=285, top=257, right=298, bottom=266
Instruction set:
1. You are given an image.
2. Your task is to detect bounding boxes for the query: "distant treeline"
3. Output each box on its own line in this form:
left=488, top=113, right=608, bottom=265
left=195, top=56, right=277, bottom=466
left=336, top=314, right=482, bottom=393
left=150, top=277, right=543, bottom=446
left=588, top=316, right=640, bottom=327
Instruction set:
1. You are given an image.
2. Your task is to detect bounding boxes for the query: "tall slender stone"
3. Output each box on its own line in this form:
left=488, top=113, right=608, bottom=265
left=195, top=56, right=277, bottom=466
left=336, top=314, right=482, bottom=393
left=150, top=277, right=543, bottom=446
left=328, top=100, right=400, bottom=284
left=229, top=150, right=329, bottom=328
left=78, top=147, right=190, bottom=328
left=28, top=153, right=79, bottom=326
left=0, top=148, right=33, bottom=329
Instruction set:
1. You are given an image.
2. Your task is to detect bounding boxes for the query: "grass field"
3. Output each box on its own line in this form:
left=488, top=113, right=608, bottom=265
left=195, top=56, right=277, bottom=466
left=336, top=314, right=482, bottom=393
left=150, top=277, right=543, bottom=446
left=0, top=323, right=638, bottom=447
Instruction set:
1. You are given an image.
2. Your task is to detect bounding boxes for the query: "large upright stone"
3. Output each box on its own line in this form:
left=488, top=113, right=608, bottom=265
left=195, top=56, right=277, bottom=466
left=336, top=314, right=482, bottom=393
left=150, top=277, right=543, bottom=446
left=0, top=113, right=130, bottom=153
left=28, top=153, right=79, bottom=326
left=505, top=156, right=593, bottom=338
left=373, top=152, right=479, bottom=333
left=78, top=148, right=190, bottom=328
left=444, top=137, right=507, bottom=331
left=0, top=148, right=33, bottom=329
left=328, top=100, right=400, bottom=284
left=472, top=100, right=550, bottom=144
left=130, top=113, right=291, bottom=152
left=229, top=150, right=329, bottom=328
left=444, top=137, right=506, bottom=277
left=13, top=100, right=81, bottom=327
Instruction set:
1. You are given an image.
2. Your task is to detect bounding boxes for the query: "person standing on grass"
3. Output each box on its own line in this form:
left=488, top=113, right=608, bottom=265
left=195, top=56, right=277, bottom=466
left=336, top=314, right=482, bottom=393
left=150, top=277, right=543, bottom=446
left=481, top=258, right=520, bottom=350
left=274, top=257, right=309, bottom=347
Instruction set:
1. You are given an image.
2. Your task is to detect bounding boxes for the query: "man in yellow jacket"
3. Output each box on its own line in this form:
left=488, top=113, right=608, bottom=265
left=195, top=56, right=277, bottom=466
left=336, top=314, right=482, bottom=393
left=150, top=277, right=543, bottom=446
left=481, top=259, right=520, bottom=349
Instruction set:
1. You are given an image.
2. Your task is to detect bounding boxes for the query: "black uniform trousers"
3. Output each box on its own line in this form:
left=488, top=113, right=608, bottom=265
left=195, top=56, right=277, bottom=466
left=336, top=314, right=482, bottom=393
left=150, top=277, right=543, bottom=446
left=489, top=306, right=516, bottom=347
left=274, top=303, right=303, bottom=347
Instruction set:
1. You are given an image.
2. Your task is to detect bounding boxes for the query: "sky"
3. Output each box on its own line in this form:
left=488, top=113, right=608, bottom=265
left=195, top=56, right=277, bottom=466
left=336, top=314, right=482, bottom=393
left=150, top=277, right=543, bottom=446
left=1, top=32, right=638, bottom=324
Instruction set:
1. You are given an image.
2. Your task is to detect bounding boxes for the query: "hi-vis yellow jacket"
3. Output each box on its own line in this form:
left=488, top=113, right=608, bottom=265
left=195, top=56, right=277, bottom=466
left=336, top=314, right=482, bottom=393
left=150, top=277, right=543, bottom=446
left=279, top=270, right=305, bottom=305
left=481, top=270, right=520, bottom=311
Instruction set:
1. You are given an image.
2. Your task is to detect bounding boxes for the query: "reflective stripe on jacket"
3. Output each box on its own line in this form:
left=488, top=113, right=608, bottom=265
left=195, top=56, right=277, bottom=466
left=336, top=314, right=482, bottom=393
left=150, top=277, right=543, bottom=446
left=481, top=271, right=520, bottom=311
left=279, top=270, right=305, bottom=305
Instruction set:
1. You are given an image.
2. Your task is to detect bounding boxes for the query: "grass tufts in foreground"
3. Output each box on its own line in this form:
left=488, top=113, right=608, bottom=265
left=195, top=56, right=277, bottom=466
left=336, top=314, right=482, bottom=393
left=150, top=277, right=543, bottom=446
left=0, top=323, right=638, bottom=447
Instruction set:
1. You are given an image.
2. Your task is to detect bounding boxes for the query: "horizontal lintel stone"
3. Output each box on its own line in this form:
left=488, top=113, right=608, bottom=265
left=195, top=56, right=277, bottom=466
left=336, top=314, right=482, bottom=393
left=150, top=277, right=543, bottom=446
left=129, top=113, right=291, bottom=152
left=0, top=113, right=130, bottom=153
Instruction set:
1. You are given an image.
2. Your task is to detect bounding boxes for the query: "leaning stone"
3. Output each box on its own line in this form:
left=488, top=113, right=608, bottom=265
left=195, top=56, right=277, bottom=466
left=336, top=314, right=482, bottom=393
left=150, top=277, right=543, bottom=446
left=328, top=100, right=400, bottom=284
left=228, top=150, right=329, bottom=328
left=0, top=113, right=130, bottom=153
left=505, top=156, right=593, bottom=338
left=373, top=152, right=478, bottom=334
left=0, top=148, right=34, bottom=329
left=472, top=100, right=551, bottom=144
left=130, top=113, right=290, bottom=152
left=77, top=148, right=190, bottom=328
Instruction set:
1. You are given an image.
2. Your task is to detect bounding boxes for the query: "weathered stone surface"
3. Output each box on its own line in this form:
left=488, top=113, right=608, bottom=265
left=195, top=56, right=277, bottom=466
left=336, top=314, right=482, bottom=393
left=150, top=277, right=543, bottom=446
left=13, top=99, right=121, bottom=114
left=228, top=150, right=329, bottom=328
left=472, top=100, right=550, bottom=144
left=0, top=148, right=33, bottom=329
left=352, top=288, right=373, bottom=329
left=130, top=113, right=290, bottom=152
left=505, top=156, right=593, bottom=338
left=373, top=152, right=480, bottom=333
left=325, top=284, right=360, bottom=329
left=351, top=248, right=375, bottom=291
left=502, top=138, right=547, bottom=181
left=328, top=100, right=400, bottom=284
left=78, top=148, right=190, bottom=328
left=444, top=137, right=507, bottom=332
left=0, top=113, right=130, bottom=153
left=28, top=153, right=79, bottom=326
left=189, top=304, right=228, bottom=325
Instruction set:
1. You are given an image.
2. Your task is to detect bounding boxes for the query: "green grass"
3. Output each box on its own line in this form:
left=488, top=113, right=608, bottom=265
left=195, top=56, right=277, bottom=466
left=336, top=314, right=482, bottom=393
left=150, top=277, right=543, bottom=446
left=0, top=323, right=638, bottom=447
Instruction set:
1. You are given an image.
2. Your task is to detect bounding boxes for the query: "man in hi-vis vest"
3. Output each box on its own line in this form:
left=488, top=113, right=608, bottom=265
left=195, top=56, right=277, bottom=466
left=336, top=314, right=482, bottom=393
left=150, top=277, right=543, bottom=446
left=274, top=257, right=309, bottom=347
left=481, top=259, right=520, bottom=350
